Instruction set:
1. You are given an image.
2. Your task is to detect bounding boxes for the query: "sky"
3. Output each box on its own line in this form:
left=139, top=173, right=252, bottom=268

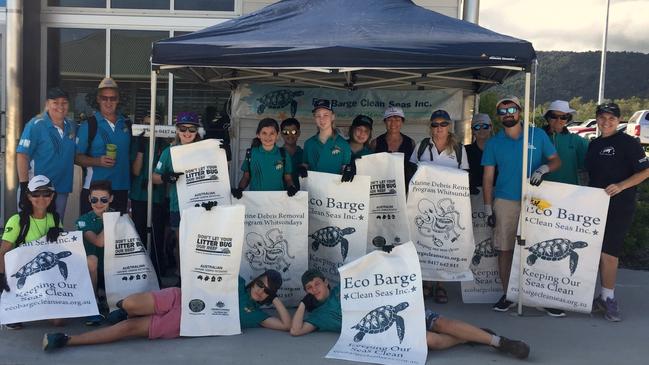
left=480, top=0, right=649, bottom=53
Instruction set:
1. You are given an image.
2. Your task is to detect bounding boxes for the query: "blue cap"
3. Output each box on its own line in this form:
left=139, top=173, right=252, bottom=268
left=176, top=111, right=200, bottom=126
left=430, top=109, right=451, bottom=122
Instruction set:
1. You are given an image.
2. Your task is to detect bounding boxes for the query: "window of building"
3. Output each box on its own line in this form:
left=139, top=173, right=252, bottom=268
left=47, top=0, right=105, bottom=7
left=111, top=0, right=169, bottom=10
left=175, top=0, right=235, bottom=12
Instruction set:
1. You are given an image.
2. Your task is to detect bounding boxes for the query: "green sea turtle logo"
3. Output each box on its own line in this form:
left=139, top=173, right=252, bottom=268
left=351, top=302, right=409, bottom=343
left=256, top=89, right=304, bottom=117
left=12, top=251, right=72, bottom=289
left=526, top=238, right=588, bottom=275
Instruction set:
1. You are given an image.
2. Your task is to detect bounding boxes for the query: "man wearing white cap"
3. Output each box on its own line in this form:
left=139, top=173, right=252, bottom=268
left=482, top=96, right=561, bottom=312
left=370, top=106, right=416, bottom=185
left=542, top=100, right=589, bottom=185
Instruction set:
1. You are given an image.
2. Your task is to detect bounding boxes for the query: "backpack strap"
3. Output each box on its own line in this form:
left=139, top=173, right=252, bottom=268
left=278, top=147, right=287, bottom=173
left=416, top=137, right=432, bottom=161
left=85, top=115, right=98, bottom=156
left=454, top=144, right=463, bottom=169
left=15, top=213, right=31, bottom=247
left=244, top=148, right=252, bottom=171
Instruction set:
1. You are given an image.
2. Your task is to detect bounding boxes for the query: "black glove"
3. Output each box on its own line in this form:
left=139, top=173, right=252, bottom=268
left=0, top=273, right=10, bottom=293
left=381, top=244, right=395, bottom=253
left=200, top=201, right=218, bottom=211
left=265, top=291, right=278, bottom=304
left=297, top=166, right=308, bottom=178
left=19, top=182, right=29, bottom=203
left=341, top=164, right=356, bottom=183
left=469, top=185, right=480, bottom=195
left=162, top=172, right=183, bottom=183
left=219, top=142, right=229, bottom=150
left=301, top=293, right=319, bottom=312
left=231, top=188, right=243, bottom=199
left=136, top=130, right=146, bottom=153
left=47, top=227, right=64, bottom=242
left=286, top=185, right=299, bottom=197
left=487, top=215, right=496, bottom=228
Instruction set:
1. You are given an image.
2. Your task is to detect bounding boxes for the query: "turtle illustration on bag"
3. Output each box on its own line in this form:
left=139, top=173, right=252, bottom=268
left=256, top=89, right=304, bottom=117
left=526, top=238, right=588, bottom=275
left=351, top=302, right=409, bottom=343
left=310, top=226, right=356, bottom=260
left=12, top=251, right=72, bottom=289
left=472, top=238, right=498, bottom=266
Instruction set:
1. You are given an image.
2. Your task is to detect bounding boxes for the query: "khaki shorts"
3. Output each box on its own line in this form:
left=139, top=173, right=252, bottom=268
left=493, top=198, right=521, bottom=251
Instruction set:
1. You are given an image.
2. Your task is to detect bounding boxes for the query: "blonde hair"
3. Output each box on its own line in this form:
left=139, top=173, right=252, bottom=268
left=446, top=133, right=460, bottom=154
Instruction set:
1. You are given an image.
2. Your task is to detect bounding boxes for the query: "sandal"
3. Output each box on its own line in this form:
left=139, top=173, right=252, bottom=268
left=422, top=281, right=434, bottom=297
left=433, top=285, right=448, bottom=304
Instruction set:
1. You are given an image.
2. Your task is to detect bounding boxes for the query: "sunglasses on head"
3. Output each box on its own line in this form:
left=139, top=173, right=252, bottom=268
left=178, top=126, right=198, bottom=133
left=30, top=190, right=54, bottom=198
left=472, top=123, right=491, bottom=131
left=282, top=129, right=298, bottom=135
left=548, top=113, right=570, bottom=121
left=496, top=107, right=519, bottom=115
left=99, top=96, right=118, bottom=102
left=430, top=121, right=450, bottom=128
left=90, top=196, right=110, bottom=204
left=254, top=279, right=273, bottom=295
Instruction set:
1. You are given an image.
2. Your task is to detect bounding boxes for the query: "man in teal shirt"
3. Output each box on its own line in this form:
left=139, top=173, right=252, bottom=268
left=290, top=269, right=342, bottom=335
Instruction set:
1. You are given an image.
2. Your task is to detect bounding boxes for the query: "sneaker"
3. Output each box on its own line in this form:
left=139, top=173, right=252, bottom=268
left=594, top=297, right=621, bottom=322
left=42, top=333, right=70, bottom=352
left=84, top=314, right=105, bottom=326
left=424, top=309, right=439, bottom=331
left=107, top=308, right=128, bottom=325
left=543, top=307, right=566, bottom=317
left=493, top=295, right=515, bottom=312
left=467, top=328, right=496, bottom=346
left=498, top=337, right=530, bottom=359
left=4, top=322, right=24, bottom=330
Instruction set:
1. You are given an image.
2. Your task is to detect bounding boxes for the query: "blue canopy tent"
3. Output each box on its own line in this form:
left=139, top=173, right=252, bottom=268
left=146, top=0, right=537, bottom=313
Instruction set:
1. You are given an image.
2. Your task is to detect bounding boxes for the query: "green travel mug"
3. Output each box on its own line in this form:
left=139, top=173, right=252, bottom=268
left=106, top=144, right=117, bottom=159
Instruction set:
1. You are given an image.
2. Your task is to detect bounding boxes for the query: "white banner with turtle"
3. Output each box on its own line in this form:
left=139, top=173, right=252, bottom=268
left=0, top=231, right=98, bottom=324
left=461, top=188, right=503, bottom=303
left=239, top=191, right=308, bottom=307
left=407, top=164, right=474, bottom=281
left=179, top=205, right=245, bottom=336
left=326, top=242, right=427, bottom=365
left=302, top=171, right=370, bottom=285
left=103, top=212, right=160, bottom=311
left=171, top=139, right=232, bottom=211
left=355, top=152, right=411, bottom=252
left=506, top=182, right=609, bottom=313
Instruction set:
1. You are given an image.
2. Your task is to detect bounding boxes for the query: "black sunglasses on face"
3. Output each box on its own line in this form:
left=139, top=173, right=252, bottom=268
left=99, top=96, right=118, bottom=102
left=548, top=113, right=570, bottom=121
left=282, top=129, right=298, bottom=135
left=431, top=121, right=450, bottom=128
left=90, top=196, right=110, bottom=204
left=30, top=191, right=54, bottom=198
left=254, top=279, right=273, bottom=295
left=178, top=126, right=198, bottom=133
left=472, top=123, right=491, bottom=131
left=497, top=107, right=519, bottom=115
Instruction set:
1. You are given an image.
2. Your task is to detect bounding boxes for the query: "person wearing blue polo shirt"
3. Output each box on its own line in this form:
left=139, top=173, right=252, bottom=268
left=482, top=96, right=561, bottom=313
left=301, top=99, right=354, bottom=182
left=16, top=87, right=76, bottom=220
left=75, top=77, right=131, bottom=214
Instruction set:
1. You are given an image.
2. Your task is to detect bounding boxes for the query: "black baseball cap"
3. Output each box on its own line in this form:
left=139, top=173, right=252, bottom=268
left=351, top=114, right=373, bottom=129
left=312, top=99, right=333, bottom=113
left=47, top=87, right=69, bottom=100
left=596, top=103, right=621, bottom=118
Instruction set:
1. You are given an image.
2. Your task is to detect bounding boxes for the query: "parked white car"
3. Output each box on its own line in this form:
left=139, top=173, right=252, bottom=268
left=626, top=110, right=649, bottom=145
left=582, top=122, right=627, bottom=141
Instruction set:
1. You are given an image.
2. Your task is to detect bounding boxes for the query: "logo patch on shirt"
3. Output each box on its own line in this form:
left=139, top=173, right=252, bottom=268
left=77, top=221, right=86, bottom=228
left=19, top=139, right=31, bottom=148
left=528, top=143, right=537, bottom=150
left=640, top=156, right=649, bottom=164
left=4, top=226, right=13, bottom=233
left=331, top=146, right=341, bottom=155
left=275, top=160, right=284, bottom=170
left=600, top=146, right=615, bottom=156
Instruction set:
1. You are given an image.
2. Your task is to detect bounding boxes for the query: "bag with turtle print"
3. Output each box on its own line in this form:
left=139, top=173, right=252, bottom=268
left=326, top=242, right=427, bottom=365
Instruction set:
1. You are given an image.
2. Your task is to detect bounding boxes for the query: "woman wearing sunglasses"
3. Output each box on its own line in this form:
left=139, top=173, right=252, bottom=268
left=410, top=109, right=469, bottom=304
left=43, top=270, right=291, bottom=351
left=466, top=114, right=494, bottom=194
left=0, top=175, right=64, bottom=329
left=541, top=100, right=589, bottom=186
left=153, top=112, right=202, bottom=275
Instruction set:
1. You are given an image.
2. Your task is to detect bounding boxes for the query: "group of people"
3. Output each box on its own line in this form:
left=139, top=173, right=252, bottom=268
left=1, top=75, right=647, bottom=359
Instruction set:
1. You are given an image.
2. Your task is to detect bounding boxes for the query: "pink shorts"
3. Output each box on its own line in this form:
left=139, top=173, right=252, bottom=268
left=148, top=287, right=182, bottom=339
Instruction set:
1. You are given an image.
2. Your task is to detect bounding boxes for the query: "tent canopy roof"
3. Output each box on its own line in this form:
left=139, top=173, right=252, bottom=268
left=151, top=0, right=536, bottom=92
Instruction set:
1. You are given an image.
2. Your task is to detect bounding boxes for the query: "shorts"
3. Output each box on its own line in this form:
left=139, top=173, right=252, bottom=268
left=148, top=287, right=182, bottom=339
left=425, top=310, right=441, bottom=331
left=169, top=211, right=180, bottom=230
left=601, top=196, right=636, bottom=257
left=493, top=198, right=521, bottom=251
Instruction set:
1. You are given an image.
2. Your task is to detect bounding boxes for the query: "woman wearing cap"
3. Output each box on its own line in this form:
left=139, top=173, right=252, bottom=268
left=542, top=100, right=589, bottom=185
left=465, top=114, right=494, bottom=194
left=410, top=110, right=469, bottom=303
left=43, top=270, right=292, bottom=351
left=585, top=103, right=649, bottom=322
left=0, top=175, right=64, bottom=329
left=153, top=112, right=202, bottom=275
left=348, top=114, right=374, bottom=160
left=370, top=107, right=416, bottom=185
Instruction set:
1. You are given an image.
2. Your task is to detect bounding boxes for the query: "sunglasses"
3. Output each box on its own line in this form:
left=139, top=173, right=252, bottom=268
left=548, top=113, right=570, bottom=121
left=430, top=121, right=450, bottom=128
left=497, top=107, right=519, bottom=115
left=30, top=190, right=54, bottom=198
left=254, top=279, right=273, bottom=295
left=99, top=96, right=118, bottom=102
left=178, top=126, right=198, bottom=133
left=282, top=129, right=298, bottom=135
left=472, top=123, right=491, bottom=130
left=90, top=196, right=110, bottom=204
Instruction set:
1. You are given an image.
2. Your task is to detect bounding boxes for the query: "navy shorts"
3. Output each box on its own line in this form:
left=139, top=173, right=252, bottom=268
left=169, top=211, right=180, bottom=230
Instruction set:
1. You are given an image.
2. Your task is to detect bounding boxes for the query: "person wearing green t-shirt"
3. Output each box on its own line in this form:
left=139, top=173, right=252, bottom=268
left=0, top=175, right=64, bottom=329
left=290, top=269, right=342, bottom=335
left=153, top=111, right=202, bottom=274
left=301, top=99, right=354, bottom=182
left=280, top=117, right=304, bottom=189
left=348, top=114, right=374, bottom=161
left=43, top=270, right=291, bottom=351
left=232, top=118, right=298, bottom=199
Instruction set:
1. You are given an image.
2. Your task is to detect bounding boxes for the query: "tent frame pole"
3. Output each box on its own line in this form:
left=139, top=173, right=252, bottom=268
left=517, top=72, right=532, bottom=315
left=146, top=70, right=158, bottom=253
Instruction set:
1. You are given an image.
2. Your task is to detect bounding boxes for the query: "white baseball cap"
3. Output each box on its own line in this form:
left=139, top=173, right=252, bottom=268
left=495, top=96, right=522, bottom=109
left=28, top=175, right=55, bottom=192
left=547, top=100, right=576, bottom=114
left=383, top=106, right=405, bottom=120
left=471, top=113, right=492, bottom=126
left=98, top=77, right=119, bottom=90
